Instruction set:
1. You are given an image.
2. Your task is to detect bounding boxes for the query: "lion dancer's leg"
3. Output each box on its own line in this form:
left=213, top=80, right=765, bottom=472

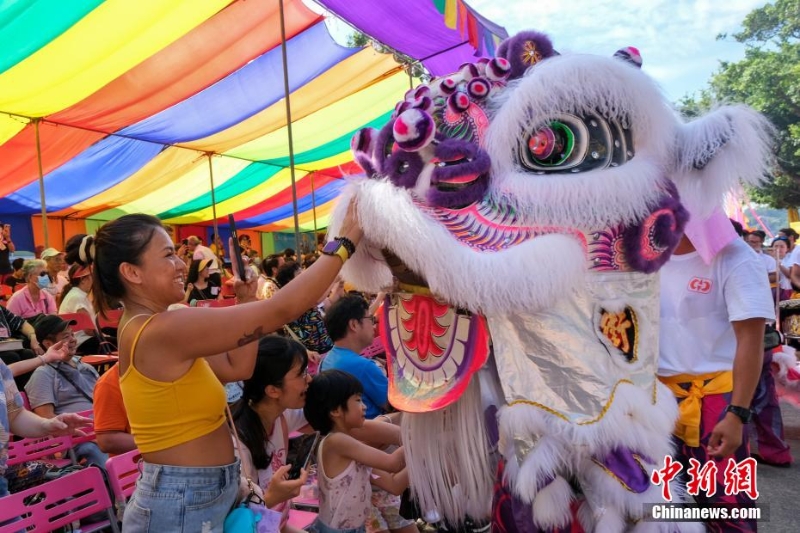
left=671, top=391, right=757, bottom=532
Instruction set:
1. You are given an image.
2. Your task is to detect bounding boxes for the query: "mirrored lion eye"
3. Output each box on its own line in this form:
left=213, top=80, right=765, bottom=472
left=526, top=123, right=573, bottom=164
left=520, top=115, right=585, bottom=170
left=518, top=112, right=631, bottom=174
left=398, top=161, right=410, bottom=174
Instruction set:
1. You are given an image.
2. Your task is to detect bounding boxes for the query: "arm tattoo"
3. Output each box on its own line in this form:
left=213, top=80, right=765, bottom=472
left=237, top=326, right=265, bottom=347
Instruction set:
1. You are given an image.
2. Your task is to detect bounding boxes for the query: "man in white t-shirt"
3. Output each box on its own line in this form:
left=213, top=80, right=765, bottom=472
left=659, top=220, right=773, bottom=530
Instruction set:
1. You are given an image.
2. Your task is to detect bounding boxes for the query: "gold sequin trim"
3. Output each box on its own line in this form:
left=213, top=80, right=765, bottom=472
left=509, top=379, right=634, bottom=425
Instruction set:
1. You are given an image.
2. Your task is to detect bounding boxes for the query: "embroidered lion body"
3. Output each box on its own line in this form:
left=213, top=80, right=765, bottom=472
left=327, top=30, right=771, bottom=533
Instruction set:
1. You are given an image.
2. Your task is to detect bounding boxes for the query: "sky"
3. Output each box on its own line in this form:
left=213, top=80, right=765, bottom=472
left=467, top=0, right=768, bottom=102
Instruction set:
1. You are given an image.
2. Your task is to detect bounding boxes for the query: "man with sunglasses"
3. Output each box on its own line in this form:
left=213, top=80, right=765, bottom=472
left=25, top=315, right=108, bottom=469
left=321, top=295, right=387, bottom=419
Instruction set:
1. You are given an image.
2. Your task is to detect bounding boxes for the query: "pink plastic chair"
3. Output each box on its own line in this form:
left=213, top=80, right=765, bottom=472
left=0, top=467, right=119, bottom=532
left=18, top=391, right=31, bottom=410
left=287, top=509, right=318, bottom=530
left=7, top=435, right=73, bottom=467
left=105, top=448, right=142, bottom=503
left=70, top=408, right=96, bottom=446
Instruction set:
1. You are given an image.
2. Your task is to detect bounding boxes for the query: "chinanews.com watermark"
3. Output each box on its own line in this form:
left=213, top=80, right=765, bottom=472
left=645, top=455, right=768, bottom=523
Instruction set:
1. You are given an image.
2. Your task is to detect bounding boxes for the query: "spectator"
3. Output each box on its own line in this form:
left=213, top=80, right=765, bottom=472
left=2, top=258, right=24, bottom=291
left=209, top=233, right=226, bottom=264
left=321, top=296, right=387, bottom=419
left=778, top=227, right=798, bottom=252
left=239, top=234, right=258, bottom=263
left=773, top=237, right=794, bottom=301
left=234, top=336, right=312, bottom=527
left=25, top=315, right=107, bottom=468
left=278, top=262, right=333, bottom=355
left=6, top=259, right=58, bottom=319
left=41, top=247, right=68, bottom=298
left=257, top=255, right=281, bottom=301
left=64, top=233, right=89, bottom=267
left=93, top=362, right=134, bottom=456
left=184, top=259, right=220, bottom=304
left=88, top=209, right=360, bottom=530
left=186, top=235, right=222, bottom=287
left=283, top=248, right=297, bottom=262
left=58, top=263, right=102, bottom=355
left=0, top=306, right=44, bottom=376
left=0, top=359, right=89, bottom=498
left=0, top=222, right=14, bottom=284
left=746, top=230, right=777, bottom=284
left=303, top=370, right=408, bottom=533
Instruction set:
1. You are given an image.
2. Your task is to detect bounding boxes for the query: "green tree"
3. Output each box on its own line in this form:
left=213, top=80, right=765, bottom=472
left=346, top=31, right=429, bottom=81
left=708, top=0, right=800, bottom=208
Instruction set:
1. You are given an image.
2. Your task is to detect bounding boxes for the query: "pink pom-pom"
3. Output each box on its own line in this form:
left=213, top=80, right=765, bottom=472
left=393, top=108, right=436, bottom=152
left=412, top=95, right=434, bottom=113
left=458, top=63, right=479, bottom=81
left=467, top=78, right=490, bottom=99
left=439, top=77, right=458, bottom=95
left=448, top=91, right=471, bottom=113
left=485, top=57, right=511, bottom=81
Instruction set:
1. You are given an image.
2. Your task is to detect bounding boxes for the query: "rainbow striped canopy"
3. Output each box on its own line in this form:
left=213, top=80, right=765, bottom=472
left=0, top=0, right=505, bottom=250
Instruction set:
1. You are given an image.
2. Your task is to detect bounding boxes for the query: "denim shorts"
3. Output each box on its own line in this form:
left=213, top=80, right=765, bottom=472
left=122, top=459, right=240, bottom=532
left=308, top=518, right=366, bottom=533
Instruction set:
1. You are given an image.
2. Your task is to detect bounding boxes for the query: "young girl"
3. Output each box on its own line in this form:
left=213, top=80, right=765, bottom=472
left=304, top=370, right=408, bottom=533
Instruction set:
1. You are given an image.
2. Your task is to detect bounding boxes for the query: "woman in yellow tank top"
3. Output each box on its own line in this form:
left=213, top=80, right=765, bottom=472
left=84, top=205, right=362, bottom=532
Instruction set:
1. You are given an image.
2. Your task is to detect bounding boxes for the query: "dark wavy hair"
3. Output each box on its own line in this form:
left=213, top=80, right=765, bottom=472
left=89, top=214, right=163, bottom=317
left=232, top=336, right=308, bottom=470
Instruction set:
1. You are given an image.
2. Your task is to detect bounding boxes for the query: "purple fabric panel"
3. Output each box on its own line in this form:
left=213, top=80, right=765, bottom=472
left=316, top=0, right=507, bottom=75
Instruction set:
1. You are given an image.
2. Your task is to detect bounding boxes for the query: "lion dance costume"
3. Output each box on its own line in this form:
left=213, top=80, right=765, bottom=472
left=327, top=30, right=772, bottom=533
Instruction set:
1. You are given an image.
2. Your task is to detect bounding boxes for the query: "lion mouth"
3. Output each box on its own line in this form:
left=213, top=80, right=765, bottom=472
left=382, top=248, right=430, bottom=289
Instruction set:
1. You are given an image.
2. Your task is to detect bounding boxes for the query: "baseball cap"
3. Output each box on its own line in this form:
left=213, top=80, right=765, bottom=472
left=41, top=247, right=65, bottom=260
left=33, top=315, right=77, bottom=344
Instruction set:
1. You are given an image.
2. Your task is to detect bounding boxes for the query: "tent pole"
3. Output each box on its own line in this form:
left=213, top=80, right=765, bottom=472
left=207, top=153, right=220, bottom=249
left=278, top=0, right=302, bottom=254
left=34, top=119, right=49, bottom=248
left=310, top=171, right=318, bottom=240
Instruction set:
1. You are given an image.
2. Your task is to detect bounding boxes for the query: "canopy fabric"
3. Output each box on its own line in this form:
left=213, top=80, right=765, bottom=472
left=0, top=0, right=505, bottom=241
left=316, top=0, right=507, bottom=76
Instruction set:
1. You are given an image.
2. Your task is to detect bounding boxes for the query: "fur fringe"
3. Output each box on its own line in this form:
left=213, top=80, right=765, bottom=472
left=671, top=104, right=774, bottom=217
left=329, top=179, right=587, bottom=315
left=401, top=378, right=494, bottom=524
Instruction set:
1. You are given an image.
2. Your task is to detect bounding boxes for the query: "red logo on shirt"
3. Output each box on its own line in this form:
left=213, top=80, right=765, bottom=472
left=688, top=277, right=712, bottom=293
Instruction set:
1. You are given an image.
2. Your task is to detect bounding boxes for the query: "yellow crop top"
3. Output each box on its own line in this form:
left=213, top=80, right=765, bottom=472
left=119, top=315, right=227, bottom=454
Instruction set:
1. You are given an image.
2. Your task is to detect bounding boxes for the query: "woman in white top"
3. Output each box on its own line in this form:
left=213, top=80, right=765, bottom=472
left=235, top=337, right=404, bottom=533
left=58, top=264, right=100, bottom=355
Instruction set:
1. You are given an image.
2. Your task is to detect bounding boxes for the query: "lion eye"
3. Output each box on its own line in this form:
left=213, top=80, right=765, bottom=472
left=518, top=113, right=633, bottom=174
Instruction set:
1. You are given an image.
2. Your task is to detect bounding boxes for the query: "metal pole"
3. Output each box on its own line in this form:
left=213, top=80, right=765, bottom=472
left=34, top=119, right=49, bottom=247
left=310, top=171, right=318, bottom=239
left=207, top=153, right=220, bottom=249
left=278, top=0, right=302, bottom=254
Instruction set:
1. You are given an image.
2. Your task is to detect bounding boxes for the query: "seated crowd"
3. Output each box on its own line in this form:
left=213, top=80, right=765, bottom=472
left=0, top=217, right=416, bottom=533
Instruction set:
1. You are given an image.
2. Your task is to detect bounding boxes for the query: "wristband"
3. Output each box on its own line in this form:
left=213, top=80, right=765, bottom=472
left=334, top=236, right=356, bottom=257
left=38, top=355, right=47, bottom=366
